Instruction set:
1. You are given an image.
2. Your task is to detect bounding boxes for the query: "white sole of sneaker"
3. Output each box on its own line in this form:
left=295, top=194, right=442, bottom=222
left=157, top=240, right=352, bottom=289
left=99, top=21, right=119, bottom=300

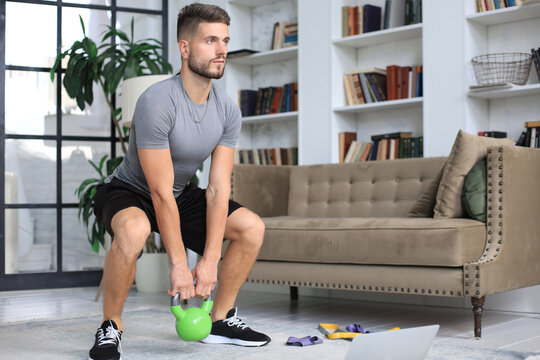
left=89, top=356, right=122, bottom=360
left=201, top=334, right=269, bottom=347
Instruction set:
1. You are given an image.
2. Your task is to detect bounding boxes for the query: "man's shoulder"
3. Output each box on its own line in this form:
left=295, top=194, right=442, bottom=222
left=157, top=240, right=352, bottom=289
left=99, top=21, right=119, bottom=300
left=138, top=74, right=179, bottom=105
left=212, top=83, right=240, bottom=117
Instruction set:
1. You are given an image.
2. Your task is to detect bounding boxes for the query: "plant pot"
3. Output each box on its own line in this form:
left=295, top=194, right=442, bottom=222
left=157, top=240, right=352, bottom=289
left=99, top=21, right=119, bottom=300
left=135, top=253, right=171, bottom=293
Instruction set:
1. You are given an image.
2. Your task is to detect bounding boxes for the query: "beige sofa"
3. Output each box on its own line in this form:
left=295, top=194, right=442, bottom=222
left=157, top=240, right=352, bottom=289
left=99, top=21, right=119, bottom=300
left=231, top=145, right=540, bottom=338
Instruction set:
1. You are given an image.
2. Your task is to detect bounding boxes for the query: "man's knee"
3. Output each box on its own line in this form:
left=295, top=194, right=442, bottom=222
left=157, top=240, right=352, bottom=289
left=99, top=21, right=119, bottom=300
left=237, top=212, right=265, bottom=249
left=111, top=215, right=150, bottom=259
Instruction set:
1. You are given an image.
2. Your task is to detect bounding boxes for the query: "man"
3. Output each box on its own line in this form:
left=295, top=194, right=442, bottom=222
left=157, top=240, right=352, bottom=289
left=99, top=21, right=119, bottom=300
left=89, top=3, right=270, bottom=359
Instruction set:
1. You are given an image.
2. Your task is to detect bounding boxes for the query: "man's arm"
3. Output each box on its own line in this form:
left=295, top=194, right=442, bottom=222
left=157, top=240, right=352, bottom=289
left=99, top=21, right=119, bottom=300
left=138, top=148, right=195, bottom=299
left=192, top=144, right=235, bottom=298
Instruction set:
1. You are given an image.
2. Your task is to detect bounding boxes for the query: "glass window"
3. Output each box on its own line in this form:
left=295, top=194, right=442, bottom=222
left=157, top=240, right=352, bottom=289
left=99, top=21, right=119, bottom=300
left=5, top=140, right=56, bottom=204
left=62, top=141, right=110, bottom=203
left=118, top=0, right=161, bottom=11
left=64, top=0, right=111, bottom=6
left=61, top=75, right=112, bottom=137
left=117, top=12, right=162, bottom=44
left=62, top=209, right=106, bottom=272
left=5, top=2, right=57, bottom=68
left=5, top=71, right=57, bottom=136
left=5, top=209, right=57, bottom=274
left=62, top=7, right=111, bottom=53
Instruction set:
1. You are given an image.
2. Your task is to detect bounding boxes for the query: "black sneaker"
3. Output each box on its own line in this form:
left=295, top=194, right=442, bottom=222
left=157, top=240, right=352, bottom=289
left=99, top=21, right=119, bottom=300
left=89, top=320, right=123, bottom=360
left=201, top=307, right=271, bottom=347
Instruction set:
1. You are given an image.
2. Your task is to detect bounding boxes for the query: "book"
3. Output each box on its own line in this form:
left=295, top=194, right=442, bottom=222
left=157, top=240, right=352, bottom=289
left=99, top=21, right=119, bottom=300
left=371, top=131, right=412, bottom=141
left=365, top=73, right=388, bottom=101
left=363, top=4, right=382, bottom=33
left=227, top=49, right=259, bottom=58
left=524, top=120, right=540, bottom=128
left=339, top=132, right=357, bottom=163
left=531, top=48, right=540, bottom=82
left=477, top=131, right=507, bottom=138
left=385, top=0, right=406, bottom=29
left=386, top=65, right=399, bottom=101
left=344, top=140, right=360, bottom=163
left=358, top=73, right=374, bottom=103
left=469, top=82, right=512, bottom=91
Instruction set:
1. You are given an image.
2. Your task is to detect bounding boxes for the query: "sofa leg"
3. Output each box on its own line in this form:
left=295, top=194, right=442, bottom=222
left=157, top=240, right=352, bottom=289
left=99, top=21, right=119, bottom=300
left=471, top=296, right=486, bottom=339
left=290, top=286, right=298, bottom=300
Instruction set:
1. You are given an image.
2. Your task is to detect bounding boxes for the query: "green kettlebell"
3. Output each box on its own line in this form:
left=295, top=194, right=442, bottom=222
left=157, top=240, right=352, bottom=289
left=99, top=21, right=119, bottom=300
left=170, top=292, right=213, bottom=341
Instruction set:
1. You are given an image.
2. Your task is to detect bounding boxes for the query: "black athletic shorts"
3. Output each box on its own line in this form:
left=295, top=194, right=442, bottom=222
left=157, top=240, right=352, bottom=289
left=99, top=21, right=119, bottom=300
left=93, top=177, right=243, bottom=256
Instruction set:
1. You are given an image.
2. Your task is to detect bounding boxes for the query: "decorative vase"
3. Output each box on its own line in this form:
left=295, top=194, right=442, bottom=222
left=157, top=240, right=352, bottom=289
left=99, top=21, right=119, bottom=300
left=135, top=253, right=171, bottom=293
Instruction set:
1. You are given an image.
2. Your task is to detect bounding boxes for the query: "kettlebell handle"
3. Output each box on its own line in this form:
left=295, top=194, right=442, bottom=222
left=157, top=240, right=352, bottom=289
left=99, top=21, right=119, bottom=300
left=171, top=290, right=213, bottom=307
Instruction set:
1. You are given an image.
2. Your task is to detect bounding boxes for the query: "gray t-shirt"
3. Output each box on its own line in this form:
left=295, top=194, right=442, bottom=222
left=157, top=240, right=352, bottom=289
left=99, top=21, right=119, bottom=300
left=109, top=73, right=241, bottom=197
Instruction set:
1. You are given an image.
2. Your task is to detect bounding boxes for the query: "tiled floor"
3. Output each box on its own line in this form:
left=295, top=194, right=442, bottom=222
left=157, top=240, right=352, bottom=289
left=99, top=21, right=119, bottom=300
left=0, top=286, right=539, bottom=353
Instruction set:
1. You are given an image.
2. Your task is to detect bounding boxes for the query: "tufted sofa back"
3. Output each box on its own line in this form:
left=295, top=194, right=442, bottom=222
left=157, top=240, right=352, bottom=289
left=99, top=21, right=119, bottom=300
left=288, top=157, right=447, bottom=218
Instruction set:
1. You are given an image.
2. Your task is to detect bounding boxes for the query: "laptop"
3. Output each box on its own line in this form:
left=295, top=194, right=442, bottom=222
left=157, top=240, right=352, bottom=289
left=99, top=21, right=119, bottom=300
left=344, top=324, right=439, bottom=360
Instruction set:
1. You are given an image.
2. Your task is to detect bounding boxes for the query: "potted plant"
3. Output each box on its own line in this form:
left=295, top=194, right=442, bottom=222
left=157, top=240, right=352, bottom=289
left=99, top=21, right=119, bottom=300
left=51, top=16, right=172, bottom=254
left=51, top=16, right=175, bottom=293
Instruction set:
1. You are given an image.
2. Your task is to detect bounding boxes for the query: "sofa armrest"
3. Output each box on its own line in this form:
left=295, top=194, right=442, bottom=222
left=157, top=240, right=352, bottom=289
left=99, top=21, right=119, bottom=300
left=464, top=145, right=540, bottom=297
left=231, top=165, right=291, bottom=217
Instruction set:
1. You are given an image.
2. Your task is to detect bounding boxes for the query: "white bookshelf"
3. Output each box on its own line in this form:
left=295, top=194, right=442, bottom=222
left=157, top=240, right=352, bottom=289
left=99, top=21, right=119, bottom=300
left=332, top=23, right=422, bottom=48
left=463, top=0, right=540, bottom=143
left=242, top=111, right=298, bottom=125
left=468, top=84, right=540, bottom=99
left=329, top=0, right=423, bottom=162
left=224, top=0, right=300, bottom=161
left=227, top=46, right=298, bottom=65
left=333, top=97, right=423, bottom=114
left=465, top=2, right=540, bottom=25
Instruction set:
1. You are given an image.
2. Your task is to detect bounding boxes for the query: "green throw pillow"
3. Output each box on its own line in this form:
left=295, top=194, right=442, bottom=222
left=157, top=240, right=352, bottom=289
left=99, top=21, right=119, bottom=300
left=462, top=158, right=486, bottom=222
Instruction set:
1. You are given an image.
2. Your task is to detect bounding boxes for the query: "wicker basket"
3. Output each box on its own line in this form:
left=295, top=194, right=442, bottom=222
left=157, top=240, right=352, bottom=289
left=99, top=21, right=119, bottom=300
left=471, top=52, right=532, bottom=86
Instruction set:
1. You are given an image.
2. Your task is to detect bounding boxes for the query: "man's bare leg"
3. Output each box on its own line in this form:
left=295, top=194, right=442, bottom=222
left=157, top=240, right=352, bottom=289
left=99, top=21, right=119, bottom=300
left=102, top=207, right=151, bottom=330
left=211, top=207, right=264, bottom=321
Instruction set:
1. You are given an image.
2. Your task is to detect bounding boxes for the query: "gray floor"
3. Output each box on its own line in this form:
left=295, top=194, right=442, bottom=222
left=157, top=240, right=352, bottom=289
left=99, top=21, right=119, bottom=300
left=0, top=287, right=539, bottom=353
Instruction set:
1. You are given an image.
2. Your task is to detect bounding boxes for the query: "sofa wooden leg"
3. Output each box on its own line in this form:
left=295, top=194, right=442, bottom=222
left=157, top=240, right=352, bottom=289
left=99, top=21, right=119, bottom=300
left=290, top=286, right=298, bottom=300
left=471, top=296, right=485, bottom=339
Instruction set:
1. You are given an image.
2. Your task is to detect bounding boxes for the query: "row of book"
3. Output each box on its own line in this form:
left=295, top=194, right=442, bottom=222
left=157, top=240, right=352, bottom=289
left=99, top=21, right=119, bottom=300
left=238, top=82, right=298, bottom=117
left=341, top=0, right=422, bottom=37
left=340, top=131, right=423, bottom=163
left=516, top=121, right=540, bottom=148
left=532, top=48, right=540, bottom=82
left=343, top=65, right=422, bottom=105
left=235, top=147, right=298, bottom=166
left=271, top=21, right=298, bottom=50
left=476, top=0, right=538, bottom=12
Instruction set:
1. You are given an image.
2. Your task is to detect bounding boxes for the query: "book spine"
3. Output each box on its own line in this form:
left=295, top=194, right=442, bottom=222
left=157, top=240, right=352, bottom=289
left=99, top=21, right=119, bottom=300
left=532, top=48, right=540, bottom=82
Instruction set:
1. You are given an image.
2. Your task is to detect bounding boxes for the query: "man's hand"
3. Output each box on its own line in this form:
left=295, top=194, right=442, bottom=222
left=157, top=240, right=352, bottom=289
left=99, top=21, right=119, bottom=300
left=168, top=263, right=195, bottom=300
left=191, top=258, right=218, bottom=299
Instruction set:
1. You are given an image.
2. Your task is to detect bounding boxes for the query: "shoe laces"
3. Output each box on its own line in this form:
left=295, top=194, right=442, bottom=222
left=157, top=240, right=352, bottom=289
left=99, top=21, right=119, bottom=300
left=226, top=314, right=248, bottom=330
left=97, top=324, right=122, bottom=346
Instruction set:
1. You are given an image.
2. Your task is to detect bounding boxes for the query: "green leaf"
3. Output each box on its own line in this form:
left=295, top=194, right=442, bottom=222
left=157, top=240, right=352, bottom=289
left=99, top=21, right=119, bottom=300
left=79, top=15, right=86, bottom=37
left=142, top=55, right=161, bottom=74
left=130, top=17, right=135, bottom=44
left=76, top=91, right=86, bottom=111
left=91, top=237, right=100, bottom=253
left=106, top=156, right=124, bottom=175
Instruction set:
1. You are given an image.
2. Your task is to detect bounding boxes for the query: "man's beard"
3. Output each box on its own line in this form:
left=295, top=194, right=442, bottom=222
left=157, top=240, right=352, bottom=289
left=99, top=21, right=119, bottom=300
left=187, top=53, right=226, bottom=79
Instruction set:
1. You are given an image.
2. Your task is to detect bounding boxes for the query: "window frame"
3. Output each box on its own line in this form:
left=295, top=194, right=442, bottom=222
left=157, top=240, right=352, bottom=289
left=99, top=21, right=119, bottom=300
left=0, top=0, right=168, bottom=290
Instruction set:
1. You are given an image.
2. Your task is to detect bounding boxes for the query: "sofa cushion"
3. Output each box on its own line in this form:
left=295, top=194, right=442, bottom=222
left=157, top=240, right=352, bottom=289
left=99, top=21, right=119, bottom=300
left=408, top=165, right=444, bottom=217
left=259, top=216, right=486, bottom=267
left=462, top=158, right=486, bottom=222
left=433, top=130, right=513, bottom=218
left=288, top=157, right=447, bottom=218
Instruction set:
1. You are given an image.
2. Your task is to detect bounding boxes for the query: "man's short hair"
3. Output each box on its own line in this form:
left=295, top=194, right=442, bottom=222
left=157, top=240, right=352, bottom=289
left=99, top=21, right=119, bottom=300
left=177, top=3, right=231, bottom=42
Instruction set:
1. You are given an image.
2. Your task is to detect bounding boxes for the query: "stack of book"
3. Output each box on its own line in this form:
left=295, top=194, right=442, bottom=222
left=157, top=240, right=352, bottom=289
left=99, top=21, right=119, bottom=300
left=340, top=131, right=423, bottom=162
left=343, top=68, right=387, bottom=105
left=271, top=22, right=298, bottom=49
left=516, top=121, right=540, bottom=148
left=238, top=82, right=298, bottom=117
left=235, top=147, right=298, bottom=165
left=343, top=66, right=422, bottom=105
left=386, top=65, right=423, bottom=100
left=476, top=0, right=537, bottom=12
left=532, top=47, right=540, bottom=82
left=341, top=0, right=422, bottom=37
